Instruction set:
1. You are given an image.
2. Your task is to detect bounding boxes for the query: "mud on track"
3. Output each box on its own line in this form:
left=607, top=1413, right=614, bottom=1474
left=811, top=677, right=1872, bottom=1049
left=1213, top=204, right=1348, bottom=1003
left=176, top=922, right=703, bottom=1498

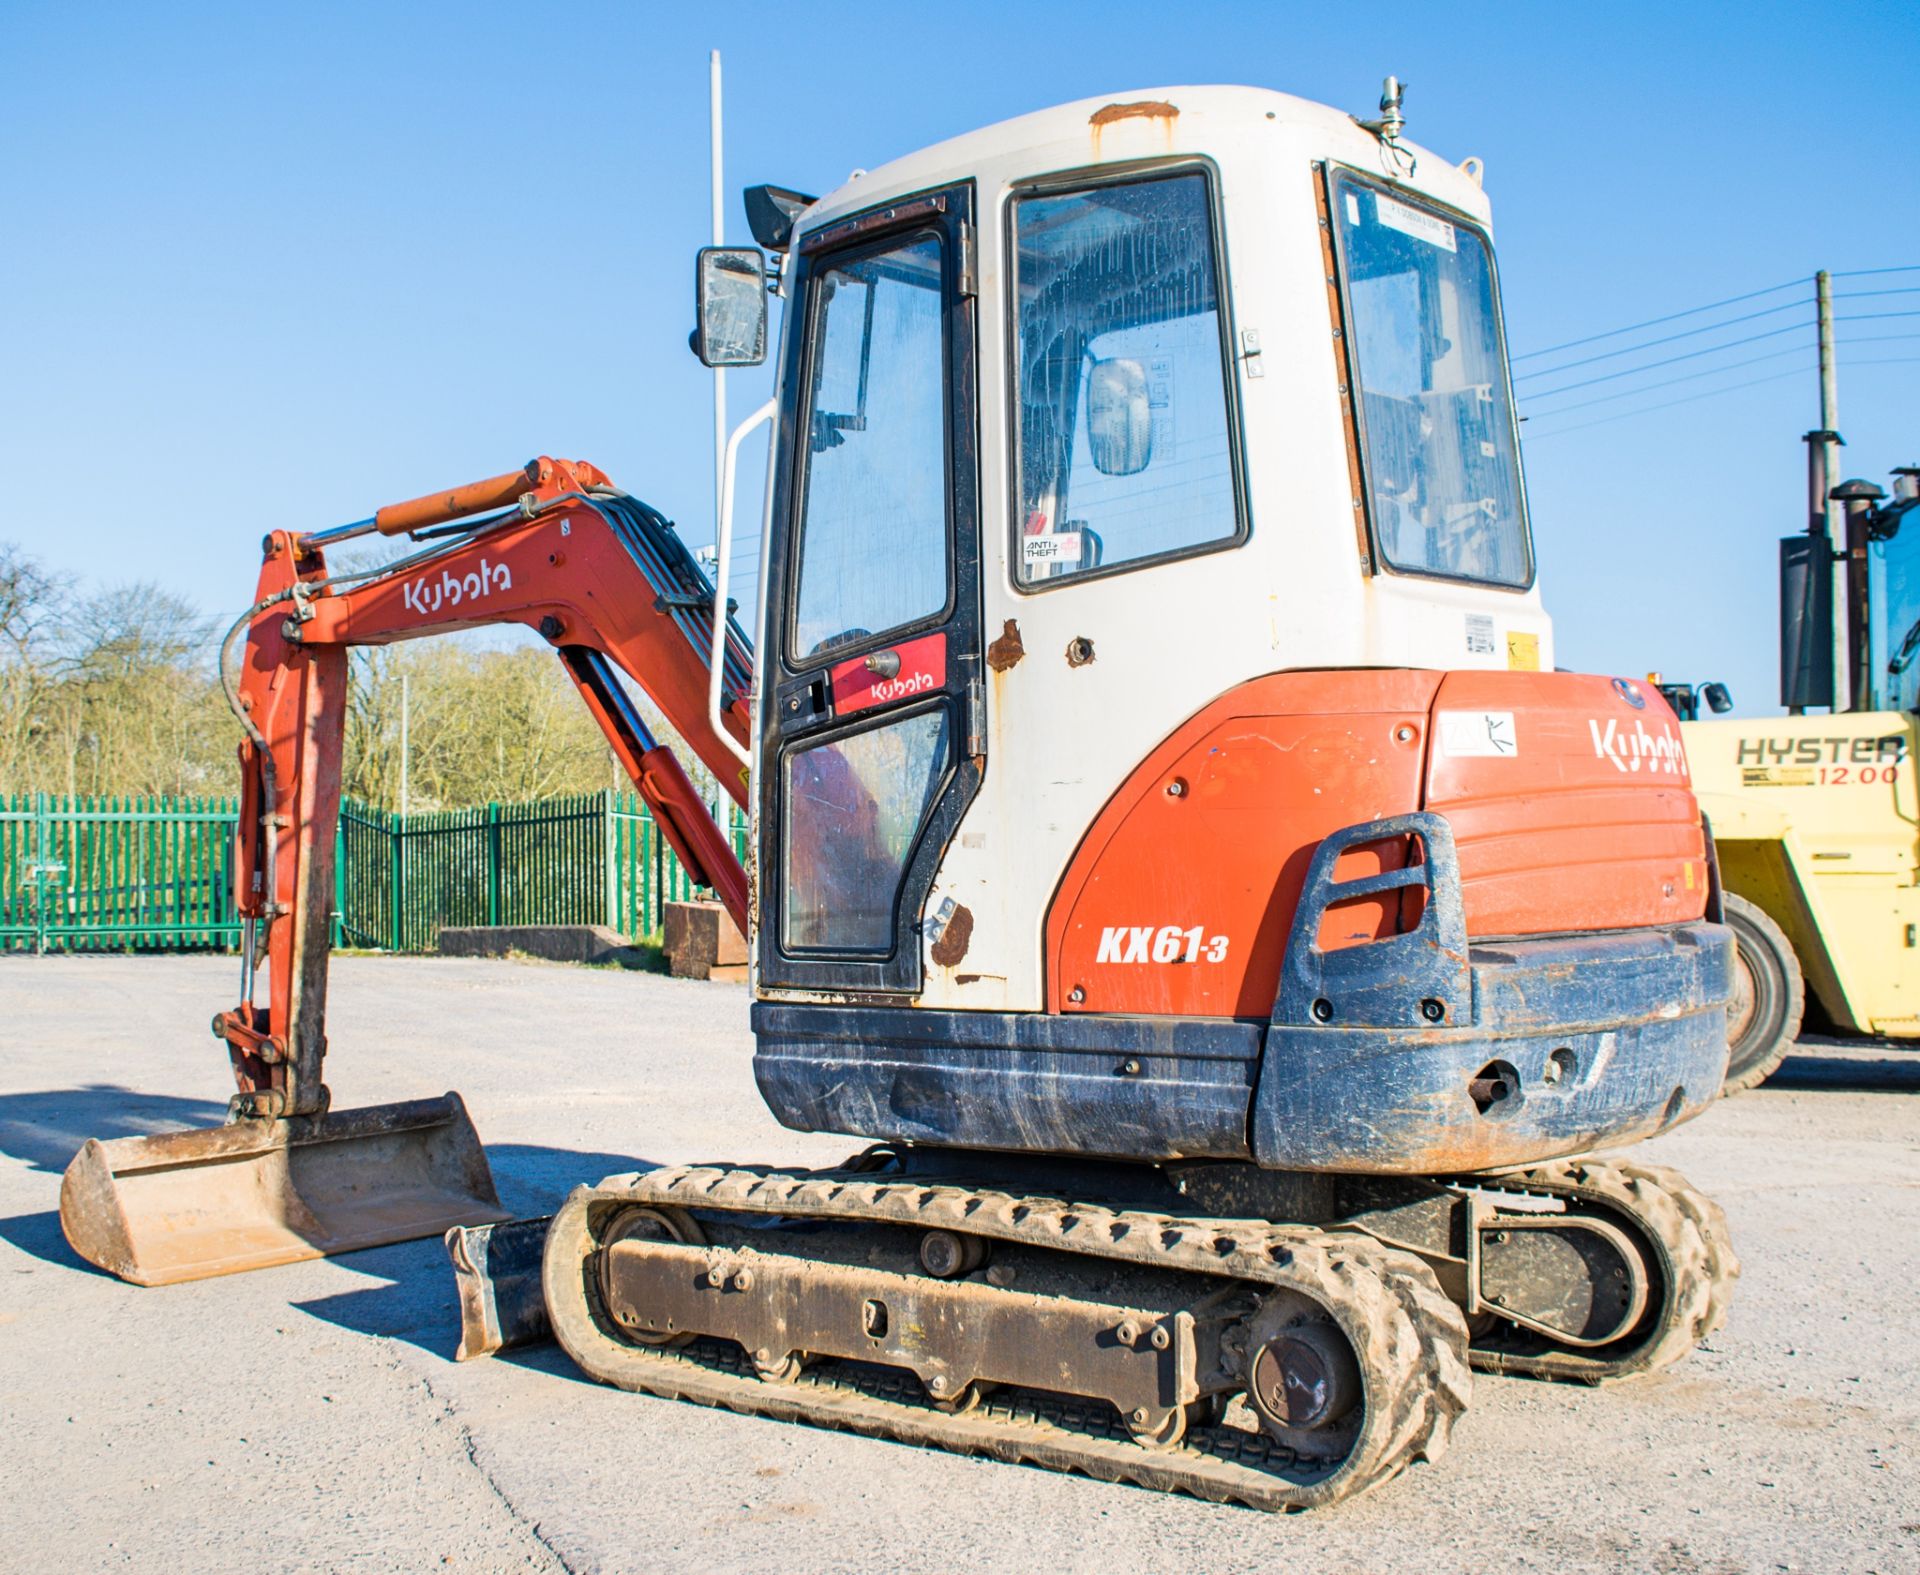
left=1, top=955, right=1914, bottom=1573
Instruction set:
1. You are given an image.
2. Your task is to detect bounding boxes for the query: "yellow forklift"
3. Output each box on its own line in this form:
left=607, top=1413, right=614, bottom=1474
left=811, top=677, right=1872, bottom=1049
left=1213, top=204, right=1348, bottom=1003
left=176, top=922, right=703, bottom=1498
left=1661, top=443, right=1919, bottom=1091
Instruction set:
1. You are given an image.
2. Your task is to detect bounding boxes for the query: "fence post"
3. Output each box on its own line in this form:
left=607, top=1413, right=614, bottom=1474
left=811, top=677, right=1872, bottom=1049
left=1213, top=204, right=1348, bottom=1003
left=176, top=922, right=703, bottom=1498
left=33, top=791, right=48, bottom=956
left=486, top=801, right=502, bottom=928
left=331, top=810, right=346, bottom=949
left=602, top=788, right=618, bottom=934
left=388, top=809, right=404, bottom=952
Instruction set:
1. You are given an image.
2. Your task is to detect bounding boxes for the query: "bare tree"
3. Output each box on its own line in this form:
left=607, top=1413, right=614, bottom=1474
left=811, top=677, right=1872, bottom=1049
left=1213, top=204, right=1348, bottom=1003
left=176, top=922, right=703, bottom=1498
left=0, top=544, right=71, bottom=789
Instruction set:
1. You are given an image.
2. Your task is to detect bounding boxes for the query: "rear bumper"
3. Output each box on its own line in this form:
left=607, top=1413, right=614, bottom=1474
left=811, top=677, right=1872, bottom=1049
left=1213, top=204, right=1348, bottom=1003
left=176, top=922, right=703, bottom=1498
left=1254, top=811, right=1731, bottom=1171
left=1253, top=922, right=1734, bottom=1172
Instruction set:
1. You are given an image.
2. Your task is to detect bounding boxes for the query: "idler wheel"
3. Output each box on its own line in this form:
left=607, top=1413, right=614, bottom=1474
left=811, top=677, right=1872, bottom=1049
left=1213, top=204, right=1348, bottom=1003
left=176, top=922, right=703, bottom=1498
left=596, top=1205, right=704, bottom=1348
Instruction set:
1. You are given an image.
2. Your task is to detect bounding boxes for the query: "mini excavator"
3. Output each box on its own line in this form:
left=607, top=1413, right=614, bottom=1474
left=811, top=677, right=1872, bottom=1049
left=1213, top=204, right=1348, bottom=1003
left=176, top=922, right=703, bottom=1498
left=62, top=82, right=1739, bottom=1508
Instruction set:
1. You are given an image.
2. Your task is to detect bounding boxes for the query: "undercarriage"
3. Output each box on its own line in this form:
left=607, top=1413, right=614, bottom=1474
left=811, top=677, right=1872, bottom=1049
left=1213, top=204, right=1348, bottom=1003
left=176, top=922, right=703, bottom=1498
left=543, top=1149, right=1735, bottom=1509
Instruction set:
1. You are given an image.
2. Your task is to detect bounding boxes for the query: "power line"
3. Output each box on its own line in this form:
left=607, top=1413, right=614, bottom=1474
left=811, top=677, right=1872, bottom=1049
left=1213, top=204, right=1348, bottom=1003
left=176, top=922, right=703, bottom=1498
left=1522, top=345, right=1812, bottom=418
left=1521, top=365, right=1811, bottom=441
left=1514, top=295, right=1811, bottom=382
left=1832, top=264, right=1920, bottom=278
left=1510, top=276, right=1805, bottom=362
left=1522, top=331, right=1920, bottom=420
left=1523, top=355, right=1918, bottom=442
left=1523, top=322, right=1812, bottom=399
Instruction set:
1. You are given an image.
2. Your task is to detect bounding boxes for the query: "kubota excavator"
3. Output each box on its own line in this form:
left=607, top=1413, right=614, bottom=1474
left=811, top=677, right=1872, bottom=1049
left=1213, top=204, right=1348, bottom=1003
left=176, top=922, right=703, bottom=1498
left=61, top=81, right=1739, bottom=1509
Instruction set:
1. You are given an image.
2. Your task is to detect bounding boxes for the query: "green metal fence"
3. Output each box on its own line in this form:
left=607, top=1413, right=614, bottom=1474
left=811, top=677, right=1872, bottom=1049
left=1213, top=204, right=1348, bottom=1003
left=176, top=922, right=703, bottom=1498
left=1, top=793, right=241, bottom=952
left=2, top=789, right=744, bottom=955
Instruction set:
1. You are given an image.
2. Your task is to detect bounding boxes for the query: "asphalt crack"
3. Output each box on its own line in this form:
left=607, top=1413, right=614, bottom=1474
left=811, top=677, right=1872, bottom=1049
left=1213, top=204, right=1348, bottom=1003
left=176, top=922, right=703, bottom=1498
left=409, top=1359, right=579, bottom=1574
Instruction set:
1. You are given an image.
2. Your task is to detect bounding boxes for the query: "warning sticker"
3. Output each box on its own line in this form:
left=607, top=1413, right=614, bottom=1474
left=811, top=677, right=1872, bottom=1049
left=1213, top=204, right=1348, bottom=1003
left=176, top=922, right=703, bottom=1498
left=1465, top=613, right=1496, bottom=656
left=1506, top=631, right=1541, bottom=671
left=1376, top=195, right=1457, bottom=252
left=1438, top=710, right=1518, bottom=758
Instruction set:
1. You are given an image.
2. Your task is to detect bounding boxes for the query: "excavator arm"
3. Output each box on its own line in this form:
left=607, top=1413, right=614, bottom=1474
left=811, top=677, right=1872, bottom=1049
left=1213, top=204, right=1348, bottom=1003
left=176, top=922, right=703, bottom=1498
left=218, top=455, right=753, bottom=1121
left=59, top=457, right=757, bottom=1284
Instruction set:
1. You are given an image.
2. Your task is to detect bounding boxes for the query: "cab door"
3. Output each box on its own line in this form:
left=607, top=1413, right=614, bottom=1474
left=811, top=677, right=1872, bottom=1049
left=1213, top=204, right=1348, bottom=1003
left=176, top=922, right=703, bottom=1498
left=757, top=186, right=982, bottom=995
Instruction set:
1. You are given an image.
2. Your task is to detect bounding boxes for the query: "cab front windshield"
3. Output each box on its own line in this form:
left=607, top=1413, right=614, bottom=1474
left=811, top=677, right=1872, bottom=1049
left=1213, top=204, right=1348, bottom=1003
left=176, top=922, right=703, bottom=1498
left=1332, top=172, right=1530, bottom=587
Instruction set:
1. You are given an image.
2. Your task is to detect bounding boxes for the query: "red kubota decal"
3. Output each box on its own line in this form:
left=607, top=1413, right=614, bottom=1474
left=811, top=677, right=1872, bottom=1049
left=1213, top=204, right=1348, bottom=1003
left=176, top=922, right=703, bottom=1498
left=830, top=632, right=946, bottom=716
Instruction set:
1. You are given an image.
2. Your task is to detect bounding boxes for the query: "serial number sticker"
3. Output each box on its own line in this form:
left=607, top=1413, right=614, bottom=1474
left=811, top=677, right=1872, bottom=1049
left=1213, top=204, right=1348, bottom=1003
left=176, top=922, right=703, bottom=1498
left=1022, top=531, right=1083, bottom=564
left=1376, top=194, right=1457, bottom=252
left=1465, top=613, right=1496, bottom=655
left=1438, top=710, right=1518, bottom=758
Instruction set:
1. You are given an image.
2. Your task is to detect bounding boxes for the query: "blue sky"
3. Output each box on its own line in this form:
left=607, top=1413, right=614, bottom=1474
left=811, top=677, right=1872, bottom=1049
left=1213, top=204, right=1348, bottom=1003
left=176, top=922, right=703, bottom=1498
left=3, top=0, right=1914, bottom=715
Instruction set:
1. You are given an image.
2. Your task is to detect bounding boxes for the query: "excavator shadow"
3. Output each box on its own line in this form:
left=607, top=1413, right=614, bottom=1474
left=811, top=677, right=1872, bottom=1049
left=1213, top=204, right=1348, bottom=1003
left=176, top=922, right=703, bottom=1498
left=0, top=1084, right=228, bottom=1174
left=289, top=1142, right=646, bottom=1358
left=0, top=1085, right=233, bottom=1277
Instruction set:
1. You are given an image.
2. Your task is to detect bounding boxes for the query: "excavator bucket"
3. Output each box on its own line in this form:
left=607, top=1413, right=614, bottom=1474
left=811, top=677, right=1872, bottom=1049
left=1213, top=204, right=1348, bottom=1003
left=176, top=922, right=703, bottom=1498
left=58, top=1093, right=510, bottom=1287
left=445, top=1215, right=553, bottom=1359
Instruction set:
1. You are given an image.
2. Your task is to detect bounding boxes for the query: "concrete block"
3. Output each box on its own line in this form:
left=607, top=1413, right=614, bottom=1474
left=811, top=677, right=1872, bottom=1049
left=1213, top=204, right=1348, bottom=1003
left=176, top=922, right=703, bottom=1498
left=663, top=901, right=748, bottom=980
left=436, top=925, right=652, bottom=969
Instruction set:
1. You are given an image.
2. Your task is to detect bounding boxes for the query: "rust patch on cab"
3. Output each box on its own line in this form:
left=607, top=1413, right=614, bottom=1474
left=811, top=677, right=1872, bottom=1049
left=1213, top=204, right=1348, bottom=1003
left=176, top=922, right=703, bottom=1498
left=930, top=903, right=974, bottom=968
left=1090, top=100, right=1179, bottom=159
left=986, top=619, right=1025, bottom=673
left=1089, top=99, right=1179, bottom=129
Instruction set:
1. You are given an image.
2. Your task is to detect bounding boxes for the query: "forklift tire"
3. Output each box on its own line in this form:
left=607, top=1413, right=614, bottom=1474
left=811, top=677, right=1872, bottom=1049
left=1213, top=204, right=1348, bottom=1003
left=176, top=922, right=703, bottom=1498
left=1720, top=892, right=1804, bottom=1095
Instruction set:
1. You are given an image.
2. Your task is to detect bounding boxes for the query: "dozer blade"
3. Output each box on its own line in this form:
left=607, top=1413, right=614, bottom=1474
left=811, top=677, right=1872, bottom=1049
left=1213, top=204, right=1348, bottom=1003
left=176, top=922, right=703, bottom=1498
left=445, top=1215, right=553, bottom=1360
left=59, top=1092, right=511, bottom=1287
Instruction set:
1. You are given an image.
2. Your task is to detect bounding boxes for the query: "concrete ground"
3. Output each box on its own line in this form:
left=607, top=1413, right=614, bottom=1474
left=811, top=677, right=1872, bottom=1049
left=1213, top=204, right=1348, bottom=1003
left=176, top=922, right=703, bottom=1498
left=1, top=955, right=1916, bottom=1575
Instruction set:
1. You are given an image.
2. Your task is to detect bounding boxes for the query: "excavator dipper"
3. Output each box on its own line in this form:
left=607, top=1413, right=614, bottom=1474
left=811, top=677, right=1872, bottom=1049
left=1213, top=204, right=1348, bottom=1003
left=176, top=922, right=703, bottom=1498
left=61, top=82, right=1739, bottom=1508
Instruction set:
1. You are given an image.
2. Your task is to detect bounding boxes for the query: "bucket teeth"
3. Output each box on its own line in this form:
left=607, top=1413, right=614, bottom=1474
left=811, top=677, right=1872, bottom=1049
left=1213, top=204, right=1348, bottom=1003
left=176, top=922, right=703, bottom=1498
left=58, top=1092, right=510, bottom=1286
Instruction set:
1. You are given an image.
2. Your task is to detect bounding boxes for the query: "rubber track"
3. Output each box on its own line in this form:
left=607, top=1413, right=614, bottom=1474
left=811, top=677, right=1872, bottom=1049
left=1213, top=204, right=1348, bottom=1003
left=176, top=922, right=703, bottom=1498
left=544, top=1165, right=1471, bottom=1510
left=1466, top=1156, right=1738, bottom=1382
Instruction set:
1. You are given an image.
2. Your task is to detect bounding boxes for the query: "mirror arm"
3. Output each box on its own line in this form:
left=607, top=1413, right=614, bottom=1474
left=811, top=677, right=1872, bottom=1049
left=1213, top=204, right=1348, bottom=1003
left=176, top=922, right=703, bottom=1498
left=710, top=397, right=779, bottom=769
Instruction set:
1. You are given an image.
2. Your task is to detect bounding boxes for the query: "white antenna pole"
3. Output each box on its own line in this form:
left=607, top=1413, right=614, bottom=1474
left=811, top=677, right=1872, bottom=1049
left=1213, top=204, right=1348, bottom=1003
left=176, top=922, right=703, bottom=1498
left=710, top=49, right=727, bottom=555
left=399, top=670, right=410, bottom=819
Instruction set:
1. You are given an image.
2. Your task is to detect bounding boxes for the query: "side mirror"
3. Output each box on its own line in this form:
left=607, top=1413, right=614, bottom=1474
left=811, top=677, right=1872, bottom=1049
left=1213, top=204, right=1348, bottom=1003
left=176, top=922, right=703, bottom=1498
left=1701, top=681, right=1734, bottom=714
left=1086, top=358, right=1153, bottom=476
left=695, top=247, right=768, bottom=368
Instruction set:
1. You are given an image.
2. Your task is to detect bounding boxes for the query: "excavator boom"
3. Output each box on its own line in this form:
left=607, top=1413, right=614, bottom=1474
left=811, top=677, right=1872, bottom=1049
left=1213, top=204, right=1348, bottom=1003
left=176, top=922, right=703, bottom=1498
left=60, top=456, right=756, bottom=1284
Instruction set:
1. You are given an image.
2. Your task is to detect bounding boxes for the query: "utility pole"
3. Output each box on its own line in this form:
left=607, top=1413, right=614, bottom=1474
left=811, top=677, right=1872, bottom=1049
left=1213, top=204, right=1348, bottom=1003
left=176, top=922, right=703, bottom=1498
left=710, top=50, right=727, bottom=558
left=1816, top=269, right=1848, bottom=705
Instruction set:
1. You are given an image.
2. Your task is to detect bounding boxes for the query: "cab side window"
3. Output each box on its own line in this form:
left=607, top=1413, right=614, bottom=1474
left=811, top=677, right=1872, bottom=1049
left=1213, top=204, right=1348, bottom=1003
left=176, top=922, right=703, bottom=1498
left=1011, top=171, right=1241, bottom=587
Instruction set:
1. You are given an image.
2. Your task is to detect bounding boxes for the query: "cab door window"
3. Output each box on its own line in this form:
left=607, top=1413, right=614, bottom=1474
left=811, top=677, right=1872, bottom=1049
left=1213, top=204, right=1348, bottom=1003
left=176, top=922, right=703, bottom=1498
left=782, top=708, right=952, bottom=951
left=791, top=233, right=950, bottom=657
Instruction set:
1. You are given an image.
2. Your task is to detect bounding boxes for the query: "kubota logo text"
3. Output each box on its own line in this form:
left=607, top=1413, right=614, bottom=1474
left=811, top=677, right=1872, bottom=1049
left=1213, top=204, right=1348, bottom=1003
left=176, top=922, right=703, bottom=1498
left=1589, top=716, right=1685, bottom=776
left=869, top=670, right=936, bottom=704
left=402, top=558, right=512, bottom=617
left=1096, top=925, right=1230, bottom=964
